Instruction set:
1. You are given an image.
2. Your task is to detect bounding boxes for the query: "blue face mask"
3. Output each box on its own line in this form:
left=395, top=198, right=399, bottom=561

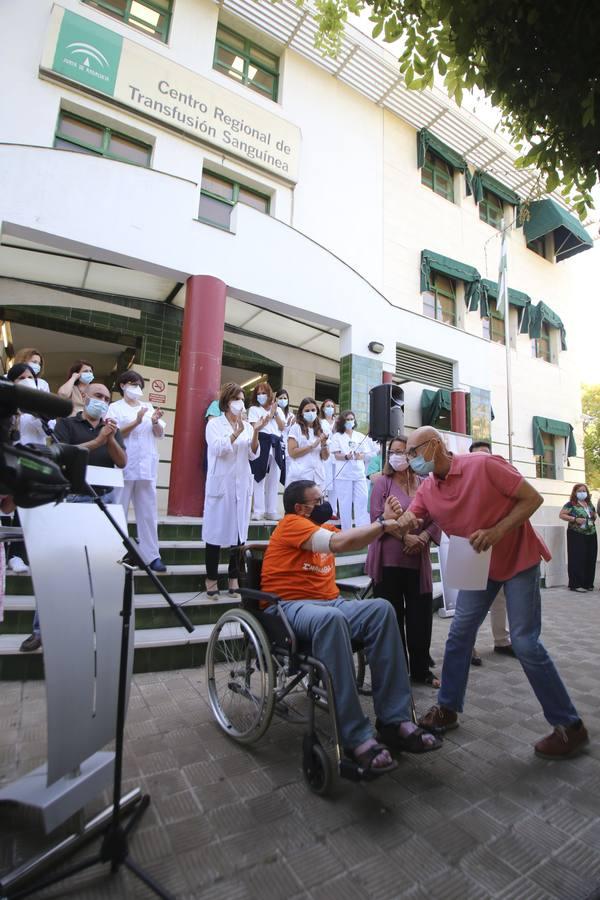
left=344, top=420, right=355, bottom=430
left=576, top=491, right=587, bottom=501
left=303, top=410, right=317, bottom=423
left=86, top=398, right=109, bottom=419
left=79, top=371, right=94, bottom=385
left=29, top=362, right=41, bottom=376
left=277, top=397, right=288, bottom=409
left=257, top=394, right=268, bottom=406
left=409, top=455, right=435, bottom=476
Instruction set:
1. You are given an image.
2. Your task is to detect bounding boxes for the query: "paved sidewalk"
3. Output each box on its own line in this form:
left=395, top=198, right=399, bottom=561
left=2, top=587, right=600, bottom=899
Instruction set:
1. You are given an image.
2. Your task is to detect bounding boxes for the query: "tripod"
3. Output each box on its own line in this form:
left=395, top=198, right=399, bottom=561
left=9, top=478, right=194, bottom=900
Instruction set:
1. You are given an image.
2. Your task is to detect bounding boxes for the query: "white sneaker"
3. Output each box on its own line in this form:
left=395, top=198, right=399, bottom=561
left=8, top=557, right=29, bottom=574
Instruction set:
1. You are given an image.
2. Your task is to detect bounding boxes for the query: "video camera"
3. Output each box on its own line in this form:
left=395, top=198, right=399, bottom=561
left=0, top=379, right=88, bottom=507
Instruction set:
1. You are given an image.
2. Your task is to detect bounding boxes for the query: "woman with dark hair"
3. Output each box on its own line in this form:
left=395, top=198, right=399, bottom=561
left=286, top=397, right=329, bottom=490
left=12, top=348, right=49, bottom=392
left=275, top=388, right=295, bottom=432
left=108, top=369, right=166, bottom=572
left=329, top=409, right=377, bottom=530
left=58, top=359, right=94, bottom=416
left=366, top=436, right=441, bottom=686
left=559, top=483, right=597, bottom=592
left=247, top=381, right=286, bottom=520
left=319, top=398, right=339, bottom=518
left=203, top=383, right=262, bottom=597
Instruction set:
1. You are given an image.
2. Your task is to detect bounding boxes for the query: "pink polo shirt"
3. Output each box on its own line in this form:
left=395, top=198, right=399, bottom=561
left=409, top=453, right=550, bottom=582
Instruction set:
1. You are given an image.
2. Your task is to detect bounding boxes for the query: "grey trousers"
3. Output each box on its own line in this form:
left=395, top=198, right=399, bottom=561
left=279, top=597, right=413, bottom=748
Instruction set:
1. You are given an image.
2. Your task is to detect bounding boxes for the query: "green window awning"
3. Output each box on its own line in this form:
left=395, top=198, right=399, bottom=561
left=466, top=171, right=521, bottom=208
left=417, top=129, right=467, bottom=172
left=421, top=388, right=451, bottom=426
left=420, top=250, right=482, bottom=308
left=523, top=198, right=593, bottom=262
left=528, top=301, right=567, bottom=351
left=479, top=278, right=531, bottom=323
left=532, top=416, right=576, bottom=457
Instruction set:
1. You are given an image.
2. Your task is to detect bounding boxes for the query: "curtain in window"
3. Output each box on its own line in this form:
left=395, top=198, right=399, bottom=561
left=527, top=301, right=567, bottom=351
left=532, top=416, right=576, bottom=457
left=416, top=129, right=467, bottom=171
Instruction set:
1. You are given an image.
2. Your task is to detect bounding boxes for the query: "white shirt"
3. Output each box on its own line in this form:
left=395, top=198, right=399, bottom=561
left=247, top=404, right=286, bottom=438
left=329, top=429, right=377, bottom=480
left=286, top=423, right=327, bottom=489
left=18, top=413, right=52, bottom=445
left=108, top=398, right=164, bottom=482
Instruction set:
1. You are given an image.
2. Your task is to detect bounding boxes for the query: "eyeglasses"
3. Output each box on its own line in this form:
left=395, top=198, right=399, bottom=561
left=406, top=439, right=433, bottom=460
left=303, top=496, right=324, bottom=507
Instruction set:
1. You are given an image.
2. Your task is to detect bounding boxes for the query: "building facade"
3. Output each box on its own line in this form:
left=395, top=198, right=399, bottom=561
left=0, top=0, right=592, bottom=569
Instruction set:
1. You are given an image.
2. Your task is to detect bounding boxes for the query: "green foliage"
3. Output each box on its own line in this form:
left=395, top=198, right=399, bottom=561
left=292, top=0, right=599, bottom=219
left=582, top=385, right=600, bottom=490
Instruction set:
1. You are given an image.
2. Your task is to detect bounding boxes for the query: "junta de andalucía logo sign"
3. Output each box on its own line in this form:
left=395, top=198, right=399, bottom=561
left=52, top=10, right=123, bottom=97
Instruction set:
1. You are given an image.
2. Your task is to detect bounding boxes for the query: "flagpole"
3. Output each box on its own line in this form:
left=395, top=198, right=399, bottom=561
left=499, top=220, right=514, bottom=464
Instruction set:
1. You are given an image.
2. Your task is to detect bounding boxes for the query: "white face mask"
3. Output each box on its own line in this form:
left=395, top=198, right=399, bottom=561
left=124, top=385, right=143, bottom=400
left=229, top=399, right=244, bottom=415
left=389, top=453, right=409, bottom=472
left=20, top=378, right=37, bottom=389
left=576, top=491, right=588, bottom=502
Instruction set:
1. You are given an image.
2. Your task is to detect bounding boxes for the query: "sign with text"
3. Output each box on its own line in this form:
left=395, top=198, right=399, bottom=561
left=41, top=7, right=301, bottom=182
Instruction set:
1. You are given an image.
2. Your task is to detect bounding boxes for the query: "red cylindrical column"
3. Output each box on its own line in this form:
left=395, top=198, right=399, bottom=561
left=168, top=275, right=226, bottom=516
left=382, top=371, right=393, bottom=384
left=451, top=390, right=468, bottom=435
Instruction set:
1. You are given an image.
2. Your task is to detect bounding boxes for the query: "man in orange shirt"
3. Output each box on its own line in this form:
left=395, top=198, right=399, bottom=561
left=261, top=480, right=441, bottom=777
left=397, top=426, right=588, bottom=760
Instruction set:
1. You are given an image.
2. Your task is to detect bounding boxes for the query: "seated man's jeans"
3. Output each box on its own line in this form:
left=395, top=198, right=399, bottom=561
left=438, top=563, right=579, bottom=727
left=276, top=597, right=413, bottom=749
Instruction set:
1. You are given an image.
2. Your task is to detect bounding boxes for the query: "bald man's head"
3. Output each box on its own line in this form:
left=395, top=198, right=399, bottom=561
left=407, top=426, right=443, bottom=449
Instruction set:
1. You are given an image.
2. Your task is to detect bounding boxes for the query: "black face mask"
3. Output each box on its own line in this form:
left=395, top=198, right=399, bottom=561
left=309, top=501, right=333, bottom=525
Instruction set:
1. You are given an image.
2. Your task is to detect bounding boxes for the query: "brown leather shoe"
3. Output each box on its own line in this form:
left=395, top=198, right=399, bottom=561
left=19, top=634, right=42, bottom=653
left=418, top=704, right=458, bottom=733
left=534, top=720, right=589, bottom=759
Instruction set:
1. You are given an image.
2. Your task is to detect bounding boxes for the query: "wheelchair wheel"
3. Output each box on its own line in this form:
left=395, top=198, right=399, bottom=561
left=206, top=609, right=275, bottom=744
left=302, top=735, right=333, bottom=795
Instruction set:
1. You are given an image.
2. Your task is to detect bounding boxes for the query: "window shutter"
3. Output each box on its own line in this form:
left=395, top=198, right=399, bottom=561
left=395, top=346, right=454, bottom=390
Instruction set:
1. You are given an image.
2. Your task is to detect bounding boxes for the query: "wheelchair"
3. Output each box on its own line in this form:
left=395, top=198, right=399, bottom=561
left=205, top=545, right=377, bottom=795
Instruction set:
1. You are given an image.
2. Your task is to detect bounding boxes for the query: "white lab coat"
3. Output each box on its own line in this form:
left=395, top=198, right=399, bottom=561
left=108, top=398, right=164, bottom=482
left=203, top=415, right=259, bottom=546
left=286, top=423, right=327, bottom=490
left=18, top=413, right=52, bottom=445
left=329, top=430, right=377, bottom=480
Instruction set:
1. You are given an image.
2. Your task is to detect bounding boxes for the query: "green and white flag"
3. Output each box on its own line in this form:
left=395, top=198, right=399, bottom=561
left=496, top=224, right=508, bottom=319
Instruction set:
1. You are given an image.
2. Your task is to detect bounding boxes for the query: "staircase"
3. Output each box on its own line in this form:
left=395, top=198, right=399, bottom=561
left=0, top=517, right=370, bottom=680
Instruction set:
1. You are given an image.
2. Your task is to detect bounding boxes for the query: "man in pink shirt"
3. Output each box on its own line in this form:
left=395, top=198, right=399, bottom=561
left=397, top=426, right=588, bottom=760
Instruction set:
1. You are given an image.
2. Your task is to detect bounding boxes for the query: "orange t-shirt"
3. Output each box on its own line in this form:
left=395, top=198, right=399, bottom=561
left=261, top=515, right=339, bottom=601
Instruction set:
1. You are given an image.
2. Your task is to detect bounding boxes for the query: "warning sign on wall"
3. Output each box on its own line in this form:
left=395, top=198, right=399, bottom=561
left=149, top=377, right=167, bottom=406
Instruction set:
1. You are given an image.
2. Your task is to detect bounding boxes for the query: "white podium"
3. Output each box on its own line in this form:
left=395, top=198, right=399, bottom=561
left=0, top=469, right=133, bottom=833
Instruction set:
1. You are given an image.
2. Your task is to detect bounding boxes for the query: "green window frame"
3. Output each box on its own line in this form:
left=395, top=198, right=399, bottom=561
left=479, top=189, right=504, bottom=229
left=423, top=274, right=457, bottom=326
left=54, top=111, right=152, bottom=166
left=421, top=150, right=454, bottom=202
left=533, top=322, right=552, bottom=362
left=198, top=170, right=270, bottom=231
left=213, top=24, right=279, bottom=101
left=82, top=0, right=172, bottom=42
left=535, top=431, right=556, bottom=479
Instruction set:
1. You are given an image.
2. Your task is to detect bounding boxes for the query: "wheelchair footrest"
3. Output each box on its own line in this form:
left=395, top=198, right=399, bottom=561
left=339, top=757, right=363, bottom=782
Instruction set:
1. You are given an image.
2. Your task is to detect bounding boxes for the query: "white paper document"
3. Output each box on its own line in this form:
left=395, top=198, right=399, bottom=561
left=444, top=535, right=492, bottom=590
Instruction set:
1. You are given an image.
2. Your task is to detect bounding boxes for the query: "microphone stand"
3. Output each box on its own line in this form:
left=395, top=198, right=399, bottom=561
left=11, top=423, right=194, bottom=900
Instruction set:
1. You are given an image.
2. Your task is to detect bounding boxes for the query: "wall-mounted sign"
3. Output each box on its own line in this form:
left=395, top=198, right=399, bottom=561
left=41, top=7, right=301, bottom=182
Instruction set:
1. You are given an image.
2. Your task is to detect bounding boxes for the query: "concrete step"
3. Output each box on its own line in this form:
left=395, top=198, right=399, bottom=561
left=3, top=591, right=242, bottom=613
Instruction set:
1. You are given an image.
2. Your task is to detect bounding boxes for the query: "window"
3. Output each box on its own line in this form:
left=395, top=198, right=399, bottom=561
left=213, top=24, right=279, bottom=101
left=536, top=431, right=556, bottom=479
left=527, top=236, right=547, bottom=258
left=315, top=379, right=339, bottom=405
left=479, top=189, right=504, bottom=229
left=532, top=322, right=552, bottom=362
left=198, top=171, right=270, bottom=230
left=54, top=111, right=152, bottom=166
left=83, top=0, right=172, bottom=41
left=421, top=150, right=454, bottom=202
left=423, top=274, right=457, bottom=326
left=482, top=300, right=505, bottom=344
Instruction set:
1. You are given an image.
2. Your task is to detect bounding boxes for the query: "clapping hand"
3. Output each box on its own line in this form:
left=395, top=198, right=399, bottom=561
left=253, top=416, right=269, bottom=433
left=151, top=408, right=163, bottom=425
left=232, top=418, right=245, bottom=439
left=99, top=418, right=118, bottom=443
left=135, top=407, right=146, bottom=426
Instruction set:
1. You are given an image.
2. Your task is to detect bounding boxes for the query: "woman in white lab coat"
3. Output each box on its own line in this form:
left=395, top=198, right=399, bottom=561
left=286, top=397, right=329, bottom=491
left=203, top=383, right=261, bottom=597
left=319, top=398, right=338, bottom=518
left=329, top=409, right=377, bottom=530
left=247, top=381, right=286, bottom=520
left=12, top=348, right=50, bottom=393
left=108, top=370, right=166, bottom=572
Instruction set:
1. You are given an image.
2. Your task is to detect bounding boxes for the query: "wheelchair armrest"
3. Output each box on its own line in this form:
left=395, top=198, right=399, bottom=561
left=240, top=588, right=282, bottom=608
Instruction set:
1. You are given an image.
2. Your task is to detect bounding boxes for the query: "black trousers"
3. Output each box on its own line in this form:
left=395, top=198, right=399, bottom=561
left=374, top=566, right=434, bottom=681
left=567, top=529, right=597, bottom=589
left=205, top=542, right=241, bottom=581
